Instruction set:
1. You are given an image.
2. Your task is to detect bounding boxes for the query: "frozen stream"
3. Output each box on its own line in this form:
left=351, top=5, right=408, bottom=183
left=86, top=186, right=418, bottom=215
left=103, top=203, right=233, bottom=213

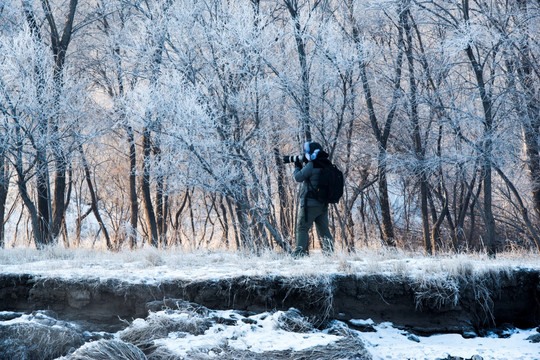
left=0, top=307, right=538, bottom=360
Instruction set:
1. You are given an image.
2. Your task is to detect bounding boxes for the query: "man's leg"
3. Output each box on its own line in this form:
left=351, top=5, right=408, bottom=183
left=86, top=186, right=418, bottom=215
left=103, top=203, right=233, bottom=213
left=314, top=205, right=334, bottom=254
left=295, top=206, right=315, bottom=256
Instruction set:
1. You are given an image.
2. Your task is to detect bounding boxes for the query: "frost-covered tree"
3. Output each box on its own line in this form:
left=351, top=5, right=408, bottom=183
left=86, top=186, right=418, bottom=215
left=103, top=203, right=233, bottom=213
left=163, top=0, right=289, bottom=250
left=0, top=26, right=57, bottom=247
left=1, top=0, right=539, bottom=252
left=21, top=0, right=80, bottom=244
left=0, top=1, right=102, bottom=249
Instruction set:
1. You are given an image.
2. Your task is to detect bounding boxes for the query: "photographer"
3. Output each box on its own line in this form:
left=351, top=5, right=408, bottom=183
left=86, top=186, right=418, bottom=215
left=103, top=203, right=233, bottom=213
left=287, top=141, right=334, bottom=257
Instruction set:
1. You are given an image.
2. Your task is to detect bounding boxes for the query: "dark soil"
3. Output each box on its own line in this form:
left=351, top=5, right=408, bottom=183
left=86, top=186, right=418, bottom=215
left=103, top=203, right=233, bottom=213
left=0, top=269, right=538, bottom=335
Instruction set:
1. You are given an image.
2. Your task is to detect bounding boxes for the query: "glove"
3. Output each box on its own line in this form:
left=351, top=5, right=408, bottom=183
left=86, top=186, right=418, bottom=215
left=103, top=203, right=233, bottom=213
left=294, top=157, right=303, bottom=168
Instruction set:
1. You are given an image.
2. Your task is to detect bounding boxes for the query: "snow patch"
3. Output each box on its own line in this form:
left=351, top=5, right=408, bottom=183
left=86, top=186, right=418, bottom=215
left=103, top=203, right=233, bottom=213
left=355, top=321, right=540, bottom=360
left=134, top=310, right=341, bottom=357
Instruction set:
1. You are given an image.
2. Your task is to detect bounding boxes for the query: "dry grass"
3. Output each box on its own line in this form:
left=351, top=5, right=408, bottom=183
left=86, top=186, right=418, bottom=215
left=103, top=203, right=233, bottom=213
left=66, top=339, right=147, bottom=360
left=119, top=310, right=212, bottom=347
left=0, top=243, right=538, bottom=284
left=280, top=274, right=335, bottom=324
left=277, top=308, right=314, bottom=333
left=413, top=273, right=460, bottom=311
left=0, top=315, right=85, bottom=359
left=118, top=308, right=370, bottom=360
left=178, top=337, right=372, bottom=360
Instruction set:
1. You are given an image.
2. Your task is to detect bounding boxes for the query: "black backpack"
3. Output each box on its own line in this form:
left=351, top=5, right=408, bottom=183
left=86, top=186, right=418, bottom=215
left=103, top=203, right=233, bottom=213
left=310, top=162, right=344, bottom=204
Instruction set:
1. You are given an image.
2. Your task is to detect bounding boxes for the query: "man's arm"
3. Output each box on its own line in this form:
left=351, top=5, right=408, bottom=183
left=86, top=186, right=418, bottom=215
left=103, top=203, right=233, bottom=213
left=294, top=161, right=313, bottom=182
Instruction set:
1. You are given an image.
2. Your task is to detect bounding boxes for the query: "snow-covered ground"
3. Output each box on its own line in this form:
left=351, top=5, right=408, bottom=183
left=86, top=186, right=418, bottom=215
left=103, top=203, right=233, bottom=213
left=1, top=245, right=539, bottom=359
left=357, top=320, right=539, bottom=360
left=148, top=310, right=342, bottom=356
left=2, top=308, right=539, bottom=360
left=120, top=309, right=540, bottom=360
left=0, top=245, right=539, bottom=283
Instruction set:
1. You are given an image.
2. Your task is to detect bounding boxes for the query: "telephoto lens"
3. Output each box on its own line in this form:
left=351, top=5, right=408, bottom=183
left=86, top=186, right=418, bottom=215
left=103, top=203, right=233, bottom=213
left=282, top=155, right=303, bottom=164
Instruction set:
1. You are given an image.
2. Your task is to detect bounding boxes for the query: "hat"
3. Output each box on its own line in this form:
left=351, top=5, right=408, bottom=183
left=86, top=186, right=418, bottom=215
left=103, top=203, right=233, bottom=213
left=304, top=141, right=323, bottom=161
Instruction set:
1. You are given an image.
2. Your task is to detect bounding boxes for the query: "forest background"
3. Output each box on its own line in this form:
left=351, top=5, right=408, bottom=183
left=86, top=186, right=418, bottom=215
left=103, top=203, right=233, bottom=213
left=0, top=0, right=539, bottom=256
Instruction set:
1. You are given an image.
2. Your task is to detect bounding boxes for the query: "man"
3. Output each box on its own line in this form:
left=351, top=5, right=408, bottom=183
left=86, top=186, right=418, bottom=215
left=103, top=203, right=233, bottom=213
left=293, top=141, right=334, bottom=256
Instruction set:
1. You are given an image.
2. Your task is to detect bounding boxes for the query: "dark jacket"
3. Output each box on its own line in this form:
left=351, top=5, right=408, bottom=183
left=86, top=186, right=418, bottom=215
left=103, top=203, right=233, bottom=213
left=294, top=153, right=331, bottom=207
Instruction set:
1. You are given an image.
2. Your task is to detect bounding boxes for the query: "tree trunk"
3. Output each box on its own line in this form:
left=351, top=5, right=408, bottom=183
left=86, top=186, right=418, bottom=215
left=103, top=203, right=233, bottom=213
left=522, top=117, right=540, bottom=220
left=163, top=192, right=169, bottom=245
left=126, top=125, right=138, bottom=248
left=378, top=165, right=395, bottom=245
left=462, top=0, right=497, bottom=256
left=154, top=140, right=165, bottom=246
left=482, top=165, right=496, bottom=255
left=431, top=198, right=449, bottom=253
left=78, top=145, right=112, bottom=250
left=155, top=176, right=164, bottom=243
left=284, top=0, right=312, bottom=141
left=273, top=146, right=290, bottom=236
left=22, top=1, right=49, bottom=247
left=142, top=127, right=159, bottom=247
left=516, top=0, right=540, bottom=222
left=139, top=8, right=165, bottom=247
left=218, top=194, right=230, bottom=248
left=16, top=162, right=44, bottom=247
left=40, top=0, right=78, bottom=240
left=468, top=57, right=496, bottom=255
left=36, top=148, right=51, bottom=247
left=61, top=167, right=72, bottom=247
left=352, top=0, right=404, bottom=247
left=235, top=202, right=252, bottom=250
left=51, top=158, right=66, bottom=239
left=232, top=168, right=254, bottom=250
left=402, top=5, right=431, bottom=253
left=358, top=50, right=398, bottom=246
left=0, top=154, right=8, bottom=248
left=225, top=196, right=241, bottom=249
left=491, top=164, right=540, bottom=251
left=75, top=207, right=92, bottom=248
left=19, top=183, right=43, bottom=247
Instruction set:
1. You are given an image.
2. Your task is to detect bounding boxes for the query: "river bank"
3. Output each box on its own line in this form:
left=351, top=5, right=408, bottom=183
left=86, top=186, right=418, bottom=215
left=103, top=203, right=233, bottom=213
left=0, top=247, right=539, bottom=359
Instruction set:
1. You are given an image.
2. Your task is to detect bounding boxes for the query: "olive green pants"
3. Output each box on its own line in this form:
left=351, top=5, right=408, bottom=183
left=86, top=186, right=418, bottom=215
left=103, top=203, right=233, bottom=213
left=294, top=204, right=334, bottom=256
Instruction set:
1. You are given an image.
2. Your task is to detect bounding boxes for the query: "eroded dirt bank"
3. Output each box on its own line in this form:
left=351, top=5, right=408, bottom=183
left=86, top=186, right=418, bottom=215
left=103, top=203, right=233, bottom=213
left=1, top=269, right=538, bottom=334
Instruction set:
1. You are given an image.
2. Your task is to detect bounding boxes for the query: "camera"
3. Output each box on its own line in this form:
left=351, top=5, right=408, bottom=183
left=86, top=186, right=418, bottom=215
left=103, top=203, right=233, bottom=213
left=282, top=155, right=306, bottom=164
